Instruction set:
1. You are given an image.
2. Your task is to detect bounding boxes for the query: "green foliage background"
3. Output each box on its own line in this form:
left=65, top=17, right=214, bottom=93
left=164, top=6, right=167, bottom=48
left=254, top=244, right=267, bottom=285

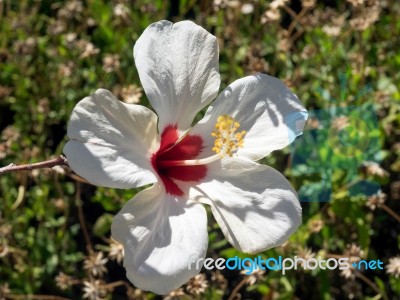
left=0, top=0, right=399, bottom=299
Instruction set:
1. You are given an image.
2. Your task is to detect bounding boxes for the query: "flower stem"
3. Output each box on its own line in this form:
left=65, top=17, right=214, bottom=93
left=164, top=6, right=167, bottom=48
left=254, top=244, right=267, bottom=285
left=6, top=295, right=71, bottom=300
left=75, top=182, right=94, bottom=255
left=0, top=155, right=68, bottom=175
left=355, top=271, right=388, bottom=300
left=227, top=277, right=248, bottom=300
left=325, top=253, right=346, bottom=259
left=102, top=280, right=129, bottom=291
left=381, top=204, right=400, bottom=223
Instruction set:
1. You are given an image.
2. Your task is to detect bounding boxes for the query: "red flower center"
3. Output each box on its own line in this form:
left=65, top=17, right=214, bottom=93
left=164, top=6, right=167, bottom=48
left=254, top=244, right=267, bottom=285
left=151, top=125, right=207, bottom=196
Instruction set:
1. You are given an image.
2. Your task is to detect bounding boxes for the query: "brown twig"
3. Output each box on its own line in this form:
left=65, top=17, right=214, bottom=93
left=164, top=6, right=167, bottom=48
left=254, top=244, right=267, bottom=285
left=65, top=171, right=91, bottom=185
left=0, top=156, right=68, bottom=175
left=102, top=280, right=130, bottom=291
left=355, top=271, right=388, bottom=300
left=325, top=253, right=346, bottom=259
left=282, top=4, right=298, bottom=20
left=287, top=6, right=308, bottom=37
left=227, top=277, right=248, bottom=300
left=6, top=295, right=71, bottom=300
left=381, top=204, right=400, bottom=223
left=75, top=182, right=94, bottom=254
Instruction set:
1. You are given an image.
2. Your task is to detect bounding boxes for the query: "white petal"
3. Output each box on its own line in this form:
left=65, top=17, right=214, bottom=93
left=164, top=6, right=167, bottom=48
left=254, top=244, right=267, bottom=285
left=191, top=74, right=308, bottom=161
left=134, top=20, right=220, bottom=134
left=111, top=184, right=208, bottom=295
left=191, top=158, right=301, bottom=254
left=64, top=89, right=158, bottom=188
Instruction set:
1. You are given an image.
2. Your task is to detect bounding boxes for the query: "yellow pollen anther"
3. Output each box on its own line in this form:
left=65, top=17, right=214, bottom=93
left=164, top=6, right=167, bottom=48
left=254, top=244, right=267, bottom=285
left=211, top=114, right=246, bottom=157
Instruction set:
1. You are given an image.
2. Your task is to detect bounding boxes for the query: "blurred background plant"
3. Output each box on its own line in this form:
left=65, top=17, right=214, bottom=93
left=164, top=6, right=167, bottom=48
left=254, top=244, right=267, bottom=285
left=1, top=0, right=399, bottom=299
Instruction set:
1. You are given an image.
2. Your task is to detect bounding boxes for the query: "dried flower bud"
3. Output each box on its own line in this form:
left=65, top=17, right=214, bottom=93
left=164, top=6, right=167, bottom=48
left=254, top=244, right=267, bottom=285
left=83, top=252, right=108, bottom=277
left=386, top=257, right=400, bottom=278
left=366, top=193, right=386, bottom=210
left=186, top=273, right=208, bottom=295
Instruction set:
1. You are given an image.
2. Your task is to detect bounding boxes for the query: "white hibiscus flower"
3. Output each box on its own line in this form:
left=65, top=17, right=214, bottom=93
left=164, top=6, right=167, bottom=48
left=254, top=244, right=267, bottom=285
left=64, top=20, right=308, bottom=294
